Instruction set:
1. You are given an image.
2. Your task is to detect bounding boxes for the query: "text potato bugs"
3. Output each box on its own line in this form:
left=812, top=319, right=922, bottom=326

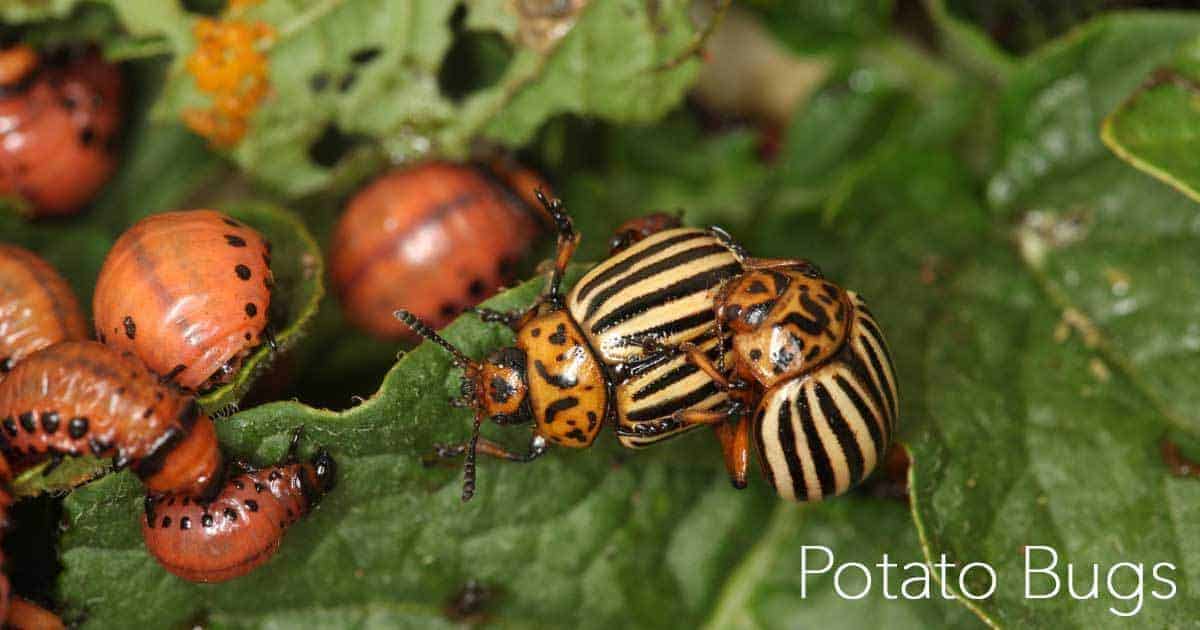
left=0, top=245, right=87, bottom=379
left=0, top=341, right=222, bottom=498
left=143, top=429, right=336, bottom=583
left=93, top=209, right=274, bottom=390
left=330, top=161, right=544, bottom=340
left=399, top=196, right=897, bottom=503
left=0, top=44, right=122, bottom=217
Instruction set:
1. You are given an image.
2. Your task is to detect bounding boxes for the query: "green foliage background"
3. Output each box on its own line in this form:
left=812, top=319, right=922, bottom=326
left=3, top=0, right=1200, bottom=628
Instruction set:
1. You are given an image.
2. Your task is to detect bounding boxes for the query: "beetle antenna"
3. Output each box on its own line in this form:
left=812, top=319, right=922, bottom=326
left=462, top=408, right=484, bottom=502
left=394, top=310, right=476, bottom=369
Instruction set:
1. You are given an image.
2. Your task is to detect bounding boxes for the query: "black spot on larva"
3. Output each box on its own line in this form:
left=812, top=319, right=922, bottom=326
left=98, top=332, right=107, bottom=344
left=233, top=479, right=244, bottom=490
left=749, top=348, right=762, bottom=361
left=255, top=482, right=265, bottom=493
left=161, top=516, right=172, bottom=528
left=223, top=217, right=242, bottom=228
left=89, top=438, right=109, bottom=455
left=19, top=411, right=35, bottom=433
left=61, top=95, right=78, bottom=110
left=201, top=513, right=214, bottom=528
left=79, top=126, right=96, bottom=146
left=468, top=279, right=486, bottom=297
left=225, top=234, right=247, bottom=247
left=245, top=499, right=259, bottom=512
left=167, top=497, right=175, bottom=506
left=224, top=508, right=238, bottom=521
left=68, top=417, right=89, bottom=439
left=268, top=471, right=280, bottom=481
left=235, top=264, right=252, bottom=280
left=163, top=364, right=187, bottom=382
left=142, top=407, right=153, bottom=420
left=245, top=303, right=258, bottom=317
left=41, top=411, right=60, bottom=433
left=548, top=324, right=567, bottom=346
left=180, top=516, right=191, bottom=530
left=531, top=328, right=541, bottom=338
left=439, top=303, right=457, bottom=318
left=0, top=357, right=12, bottom=373
left=244, top=332, right=252, bottom=341
left=123, top=315, right=136, bottom=339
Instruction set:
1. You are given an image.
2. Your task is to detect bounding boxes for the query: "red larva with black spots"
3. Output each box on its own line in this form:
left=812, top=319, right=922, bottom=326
left=142, top=433, right=336, bottom=583
left=0, top=245, right=88, bottom=380
left=0, top=341, right=222, bottom=498
left=329, top=161, right=545, bottom=340
left=0, top=44, right=122, bottom=217
left=93, top=210, right=273, bottom=390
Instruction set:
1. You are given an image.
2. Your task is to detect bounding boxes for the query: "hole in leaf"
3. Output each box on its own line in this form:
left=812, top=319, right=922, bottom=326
left=308, top=123, right=366, bottom=169
left=438, top=6, right=513, bottom=101
left=181, top=0, right=226, bottom=16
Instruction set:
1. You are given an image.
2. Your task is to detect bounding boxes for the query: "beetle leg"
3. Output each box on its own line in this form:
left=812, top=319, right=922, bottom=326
left=425, top=435, right=548, bottom=464
left=468, top=306, right=540, bottom=331
left=671, top=401, right=745, bottom=428
left=677, top=342, right=747, bottom=392
left=714, top=416, right=751, bottom=489
left=534, top=190, right=579, bottom=307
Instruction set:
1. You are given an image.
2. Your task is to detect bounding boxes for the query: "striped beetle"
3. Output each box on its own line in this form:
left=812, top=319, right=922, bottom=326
left=398, top=193, right=896, bottom=503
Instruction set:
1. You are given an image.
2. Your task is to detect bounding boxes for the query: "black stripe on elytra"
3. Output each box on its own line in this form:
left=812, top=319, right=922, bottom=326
left=573, top=232, right=706, bottom=304
left=751, top=407, right=777, bottom=490
left=534, top=360, right=577, bottom=389
left=856, top=333, right=896, bottom=421
left=843, top=345, right=890, bottom=432
left=630, top=337, right=725, bottom=402
left=856, top=313, right=897, bottom=387
left=814, top=381, right=864, bottom=485
left=582, top=244, right=731, bottom=320
left=591, top=263, right=742, bottom=334
left=833, top=374, right=884, bottom=456
left=625, top=380, right=719, bottom=422
left=797, top=389, right=836, bottom=498
left=613, top=310, right=714, bottom=352
left=775, top=397, right=808, bottom=501
left=543, top=397, right=579, bottom=424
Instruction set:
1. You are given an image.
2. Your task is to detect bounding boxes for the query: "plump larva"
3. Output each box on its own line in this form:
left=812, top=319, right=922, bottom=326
left=0, top=245, right=88, bottom=380
left=0, top=341, right=222, bottom=498
left=330, top=161, right=543, bottom=340
left=93, top=210, right=273, bottom=390
left=400, top=201, right=898, bottom=503
left=0, top=45, right=122, bottom=217
left=142, top=449, right=336, bottom=583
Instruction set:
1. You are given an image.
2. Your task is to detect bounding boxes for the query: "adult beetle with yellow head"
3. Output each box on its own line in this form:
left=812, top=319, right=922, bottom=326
left=397, top=192, right=897, bottom=504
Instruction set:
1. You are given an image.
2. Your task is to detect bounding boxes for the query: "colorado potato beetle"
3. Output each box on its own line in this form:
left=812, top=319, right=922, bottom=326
left=93, top=210, right=274, bottom=391
left=0, top=341, right=222, bottom=498
left=0, top=245, right=88, bottom=379
left=330, top=161, right=544, bottom=340
left=396, top=193, right=746, bottom=500
left=676, top=261, right=898, bottom=500
left=142, top=429, right=336, bottom=583
left=0, top=44, right=123, bottom=217
left=401, top=199, right=898, bottom=503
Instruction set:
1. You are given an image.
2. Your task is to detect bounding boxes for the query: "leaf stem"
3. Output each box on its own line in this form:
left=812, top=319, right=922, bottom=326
left=701, top=504, right=803, bottom=630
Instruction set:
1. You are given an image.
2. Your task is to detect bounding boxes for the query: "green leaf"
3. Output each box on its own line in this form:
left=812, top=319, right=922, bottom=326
left=0, top=0, right=83, bottom=22
left=911, top=13, right=1200, bottom=627
left=96, top=0, right=713, bottom=197
left=1101, top=37, right=1200, bottom=204
left=747, top=0, right=893, bottom=57
left=60, top=271, right=972, bottom=629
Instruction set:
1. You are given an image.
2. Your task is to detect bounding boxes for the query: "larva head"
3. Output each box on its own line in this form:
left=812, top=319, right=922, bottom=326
left=301, top=449, right=338, bottom=502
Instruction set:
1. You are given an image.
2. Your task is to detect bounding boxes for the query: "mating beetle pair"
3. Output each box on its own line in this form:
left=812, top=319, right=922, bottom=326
left=398, top=193, right=897, bottom=504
